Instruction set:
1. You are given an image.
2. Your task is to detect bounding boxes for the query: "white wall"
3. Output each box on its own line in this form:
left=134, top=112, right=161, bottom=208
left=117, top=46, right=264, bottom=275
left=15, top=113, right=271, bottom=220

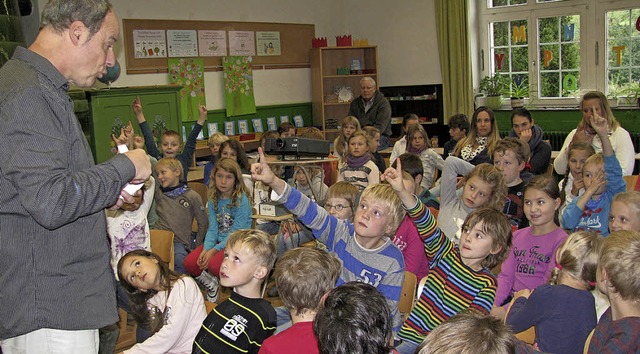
left=37, top=0, right=442, bottom=108
left=344, top=0, right=442, bottom=87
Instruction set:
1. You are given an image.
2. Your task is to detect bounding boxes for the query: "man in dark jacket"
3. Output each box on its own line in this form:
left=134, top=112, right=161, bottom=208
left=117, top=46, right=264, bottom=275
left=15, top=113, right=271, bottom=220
left=348, top=77, right=392, bottom=149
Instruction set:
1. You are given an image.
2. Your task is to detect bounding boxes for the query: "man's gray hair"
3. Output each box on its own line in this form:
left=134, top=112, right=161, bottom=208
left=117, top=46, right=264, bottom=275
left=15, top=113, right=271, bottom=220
left=41, top=0, right=112, bottom=38
left=360, top=76, right=376, bottom=87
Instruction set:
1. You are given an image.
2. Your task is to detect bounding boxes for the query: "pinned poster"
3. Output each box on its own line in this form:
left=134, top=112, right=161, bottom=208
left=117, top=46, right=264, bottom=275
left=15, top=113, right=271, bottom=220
left=238, top=120, right=249, bottom=134
left=224, top=121, right=236, bottom=136
left=198, top=30, right=227, bottom=56
left=256, top=31, right=281, bottom=56
left=223, top=56, right=256, bottom=117
left=168, top=58, right=206, bottom=122
left=266, top=117, right=277, bottom=131
left=167, top=30, right=198, bottom=57
left=280, top=115, right=289, bottom=124
left=229, top=31, right=256, bottom=56
left=252, top=118, right=264, bottom=133
left=133, top=29, right=166, bottom=58
left=293, top=115, right=304, bottom=128
left=207, top=122, right=219, bottom=135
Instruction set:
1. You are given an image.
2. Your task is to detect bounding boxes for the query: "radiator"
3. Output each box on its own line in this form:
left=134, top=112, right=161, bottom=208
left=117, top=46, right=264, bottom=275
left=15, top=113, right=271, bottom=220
left=499, top=130, right=568, bottom=151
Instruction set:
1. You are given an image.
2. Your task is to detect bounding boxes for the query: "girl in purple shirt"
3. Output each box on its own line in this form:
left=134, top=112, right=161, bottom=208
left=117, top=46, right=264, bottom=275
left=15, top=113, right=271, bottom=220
left=491, top=175, right=568, bottom=319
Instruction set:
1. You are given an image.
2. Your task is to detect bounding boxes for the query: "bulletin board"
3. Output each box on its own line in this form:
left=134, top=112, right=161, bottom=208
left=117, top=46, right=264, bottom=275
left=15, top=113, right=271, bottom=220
left=122, top=19, right=315, bottom=74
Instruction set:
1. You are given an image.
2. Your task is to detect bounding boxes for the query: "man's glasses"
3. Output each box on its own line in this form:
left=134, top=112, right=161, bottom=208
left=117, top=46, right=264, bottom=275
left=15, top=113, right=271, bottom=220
left=325, top=203, right=349, bottom=212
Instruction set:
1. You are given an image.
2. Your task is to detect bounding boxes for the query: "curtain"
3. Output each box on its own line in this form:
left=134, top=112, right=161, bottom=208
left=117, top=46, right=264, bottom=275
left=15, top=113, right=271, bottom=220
left=435, top=0, right=474, bottom=123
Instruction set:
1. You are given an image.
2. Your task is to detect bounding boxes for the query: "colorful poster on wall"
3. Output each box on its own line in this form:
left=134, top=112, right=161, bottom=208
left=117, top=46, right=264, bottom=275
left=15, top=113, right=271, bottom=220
left=167, top=30, right=198, bottom=57
left=168, top=58, right=206, bottom=122
left=256, top=31, right=281, bottom=56
left=223, top=56, right=256, bottom=117
left=133, top=30, right=167, bottom=58
left=228, top=31, right=256, bottom=56
left=198, top=30, right=227, bottom=56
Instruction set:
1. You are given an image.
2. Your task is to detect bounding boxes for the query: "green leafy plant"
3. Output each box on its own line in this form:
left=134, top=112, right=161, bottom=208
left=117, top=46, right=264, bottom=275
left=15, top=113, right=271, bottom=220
left=619, top=82, right=640, bottom=107
left=510, top=78, right=529, bottom=98
left=479, top=73, right=509, bottom=97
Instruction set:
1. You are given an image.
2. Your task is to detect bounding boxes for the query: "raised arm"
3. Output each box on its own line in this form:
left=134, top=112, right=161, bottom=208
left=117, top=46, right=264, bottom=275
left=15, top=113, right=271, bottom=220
left=133, top=96, right=162, bottom=159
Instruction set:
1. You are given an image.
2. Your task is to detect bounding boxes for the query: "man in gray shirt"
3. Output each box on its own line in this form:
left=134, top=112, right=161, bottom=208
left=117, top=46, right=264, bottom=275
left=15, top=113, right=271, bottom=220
left=0, top=1, right=150, bottom=353
left=348, top=77, right=392, bottom=149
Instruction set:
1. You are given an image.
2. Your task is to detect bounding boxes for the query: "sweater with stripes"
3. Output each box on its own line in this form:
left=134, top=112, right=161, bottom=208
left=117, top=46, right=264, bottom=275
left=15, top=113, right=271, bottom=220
left=273, top=184, right=405, bottom=333
left=397, top=199, right=497, bottom=345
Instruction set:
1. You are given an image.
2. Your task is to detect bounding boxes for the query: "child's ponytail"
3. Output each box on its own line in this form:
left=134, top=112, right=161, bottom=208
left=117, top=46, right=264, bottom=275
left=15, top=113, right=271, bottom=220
left=549, top=231, right=603, bottom=290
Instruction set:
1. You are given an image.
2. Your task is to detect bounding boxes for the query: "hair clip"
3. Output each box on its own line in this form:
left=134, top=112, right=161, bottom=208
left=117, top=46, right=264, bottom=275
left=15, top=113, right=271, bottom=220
left=588, top=281, right=596, bottom=287
left=555, top=264, right=563, bottom=270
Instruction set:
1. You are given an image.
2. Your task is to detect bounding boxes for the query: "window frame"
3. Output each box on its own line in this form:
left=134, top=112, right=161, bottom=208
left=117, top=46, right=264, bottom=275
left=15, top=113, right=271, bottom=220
left=477, top=0, right=639, bottom=108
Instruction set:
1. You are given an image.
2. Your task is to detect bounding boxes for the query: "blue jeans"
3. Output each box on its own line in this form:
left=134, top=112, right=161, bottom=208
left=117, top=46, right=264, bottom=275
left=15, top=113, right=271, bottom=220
left=273, top=306, right=293, bottom=334
left=378, top=134, right=390, bottom=151
left=174, top=241, right=190, bottom=274
left=394, top=339, right=419, bottom=354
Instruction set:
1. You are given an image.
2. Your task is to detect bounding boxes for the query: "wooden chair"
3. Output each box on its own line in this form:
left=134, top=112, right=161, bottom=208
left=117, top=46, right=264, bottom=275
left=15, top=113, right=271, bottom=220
left=205, top=301, right=218, bottom=314
left=399, top=271, right=418, bottom=320
left=115, top=307, right=137, bottom=352
left=623, top=175, right=638, bottom=192
left=188, top=181, right=209, bottom=206
left=504, top=295, right=536, bottom=345
left=188, top=182, right=209, bottom=233
left=150, top=229, right=175, bottom=271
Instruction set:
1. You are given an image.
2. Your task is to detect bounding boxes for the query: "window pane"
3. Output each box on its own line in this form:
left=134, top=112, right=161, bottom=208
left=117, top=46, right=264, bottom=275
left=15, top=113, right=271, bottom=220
left=606, top=8, right=640, bottom=95
left=538, top=15, right=580, bottom=98
left=512, top=46, right=529, bottom=72
left=539, top=17, right=559, bottom=43
left=490, top=19, right=529, bottom=96
left=540, top=72, right=560, bottom=97
left=490, top=0, right=526, bottom=7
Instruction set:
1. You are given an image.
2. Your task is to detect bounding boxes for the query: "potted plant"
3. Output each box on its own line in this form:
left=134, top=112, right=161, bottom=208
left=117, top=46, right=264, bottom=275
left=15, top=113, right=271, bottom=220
left=479, top=73, right=508, bottom=110
left=618, top=82, right=640, bottom=108
left=509, top=78, right=528, bottom=109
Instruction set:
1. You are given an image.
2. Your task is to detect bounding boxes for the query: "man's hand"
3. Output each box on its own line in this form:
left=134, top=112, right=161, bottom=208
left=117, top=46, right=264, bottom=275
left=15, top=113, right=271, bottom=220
left=124, top=149, right=152, bottom=183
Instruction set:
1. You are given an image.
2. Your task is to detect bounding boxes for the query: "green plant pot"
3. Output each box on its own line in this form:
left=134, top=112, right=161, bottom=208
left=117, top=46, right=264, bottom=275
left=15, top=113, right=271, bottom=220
left=485, top=95, right=503, bottom=110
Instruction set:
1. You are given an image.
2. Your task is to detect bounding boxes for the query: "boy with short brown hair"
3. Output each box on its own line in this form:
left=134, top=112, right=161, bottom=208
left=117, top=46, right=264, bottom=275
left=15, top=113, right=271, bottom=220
left=192, top=229, right=277, bottom=354
left=259, top=248, right=341, bottom=354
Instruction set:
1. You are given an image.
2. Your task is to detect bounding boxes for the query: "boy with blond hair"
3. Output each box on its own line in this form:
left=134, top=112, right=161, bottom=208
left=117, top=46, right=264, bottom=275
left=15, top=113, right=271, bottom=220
left=492, top=137, right=531, bottom=230
left=259, top=248, right=341, bottom=354
left=133, top=96, right=207, bottom=181
left=203, top=132, right=229, bottom=185
left=251, top=148, right=406, bottom=334
left=192, top=229, right=277, bottom=354
left=586, top=230, right=640, bottom=353
left=154, top=157, right=208, bottom=273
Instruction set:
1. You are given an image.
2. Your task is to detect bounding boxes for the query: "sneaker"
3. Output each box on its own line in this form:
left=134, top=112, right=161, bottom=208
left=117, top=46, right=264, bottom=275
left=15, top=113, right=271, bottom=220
left=196, top=271, right=219, bottom=303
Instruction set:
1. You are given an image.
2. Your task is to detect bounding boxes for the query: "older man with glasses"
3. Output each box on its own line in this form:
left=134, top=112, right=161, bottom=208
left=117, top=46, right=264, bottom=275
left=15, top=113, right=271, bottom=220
left=348, top=77, right=392, bottom=150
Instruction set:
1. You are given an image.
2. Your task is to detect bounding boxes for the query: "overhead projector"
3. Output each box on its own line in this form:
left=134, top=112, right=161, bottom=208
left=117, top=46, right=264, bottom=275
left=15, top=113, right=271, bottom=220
left=264, top=137, right=330, bottom=158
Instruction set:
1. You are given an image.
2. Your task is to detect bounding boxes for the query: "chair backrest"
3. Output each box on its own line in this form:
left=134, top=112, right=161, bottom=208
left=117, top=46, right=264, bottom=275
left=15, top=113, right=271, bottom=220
left=188, top=181, right=209, bottom=206
left=623, top=175, right=638, bottom=192
left=205, top=301, right=217, bottom=314
left=150, top=229, right=175, bottom=271
left=399, top=271, right=418, bottom=320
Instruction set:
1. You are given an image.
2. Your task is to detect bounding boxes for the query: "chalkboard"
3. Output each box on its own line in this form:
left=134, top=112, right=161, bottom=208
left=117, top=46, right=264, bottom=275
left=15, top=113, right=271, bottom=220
left=122, top=19, right=315, bottom=74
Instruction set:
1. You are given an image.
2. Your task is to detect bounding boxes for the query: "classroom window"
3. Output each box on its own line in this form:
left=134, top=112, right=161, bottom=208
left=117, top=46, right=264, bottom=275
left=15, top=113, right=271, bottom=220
left=478, top=0, right=639, bottom=107
left=538, top=14, right=580, bottom=98
left=490, top=19, right=529, bottom=94
left=606, top=8, right=640, bottom=95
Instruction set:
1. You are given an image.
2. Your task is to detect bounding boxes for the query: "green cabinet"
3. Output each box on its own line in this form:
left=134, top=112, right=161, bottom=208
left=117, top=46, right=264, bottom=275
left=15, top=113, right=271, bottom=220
left=86, top=85, right=182, bottom=163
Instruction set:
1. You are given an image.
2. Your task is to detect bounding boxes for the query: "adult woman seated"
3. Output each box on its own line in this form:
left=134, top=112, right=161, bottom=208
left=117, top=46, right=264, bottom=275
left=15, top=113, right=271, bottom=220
left=452, top=106, right=501, bottom=165
left=508, top=107, right=551, bottom=175
left=554, top=91, right=635, bottom=176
